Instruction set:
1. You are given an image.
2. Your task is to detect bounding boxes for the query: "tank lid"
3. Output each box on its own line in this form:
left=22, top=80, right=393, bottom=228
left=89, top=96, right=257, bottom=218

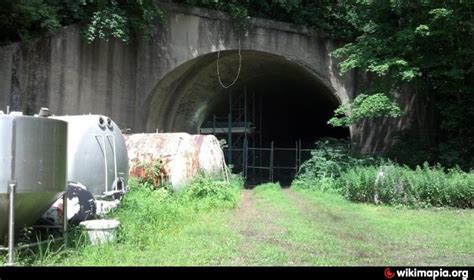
left=38, top=107, right=51, bottom=117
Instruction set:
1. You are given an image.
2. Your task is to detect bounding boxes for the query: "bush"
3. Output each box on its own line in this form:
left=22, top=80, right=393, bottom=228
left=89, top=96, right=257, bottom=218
left=296, top=138, right=374, bottom=181
left=1, top=1, right=166, bottom=45
left=315, top=164, right=474, bottom=208
left=293, top=176, right=339, bottom=193
left=293, top=138, right=474, bottom=208
left=294, top=138, right=377, bottom=192
left=178, top=175, right=242, bottom=210
left=114, top=174, right=243, bottom=246
left=338, top=165, right=378, bottom=203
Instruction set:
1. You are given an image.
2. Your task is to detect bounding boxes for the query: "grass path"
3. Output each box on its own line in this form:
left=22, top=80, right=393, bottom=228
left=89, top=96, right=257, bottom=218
left=6, top=185, right=473, bottom=266
left=284, top=189, right=473, bottom=265
left=225, top=186, right=473, bottom=265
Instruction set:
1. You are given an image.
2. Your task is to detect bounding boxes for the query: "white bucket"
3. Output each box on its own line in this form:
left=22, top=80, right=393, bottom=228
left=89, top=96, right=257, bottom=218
left=79, top=219, right=120, bottom=245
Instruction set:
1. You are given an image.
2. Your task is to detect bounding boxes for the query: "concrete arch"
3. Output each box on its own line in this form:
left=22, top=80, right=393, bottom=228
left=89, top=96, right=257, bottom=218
left=0, top=3, right=357, bottom=140
left=143, top=49, right=348, bottom=134
left=133, top=4, right=356, bottom=132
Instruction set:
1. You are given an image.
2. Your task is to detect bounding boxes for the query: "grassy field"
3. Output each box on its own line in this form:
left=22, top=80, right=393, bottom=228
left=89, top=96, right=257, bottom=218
left=2, top=182, right=473, bottom=266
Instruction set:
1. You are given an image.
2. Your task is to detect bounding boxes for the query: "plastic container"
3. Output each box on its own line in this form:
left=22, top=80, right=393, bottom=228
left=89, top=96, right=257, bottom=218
left=79, top=219, right=120, bottom=245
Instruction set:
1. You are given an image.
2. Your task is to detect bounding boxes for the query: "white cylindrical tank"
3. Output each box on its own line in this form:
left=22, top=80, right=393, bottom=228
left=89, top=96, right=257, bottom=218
left=193, top=135, right=227, bottom=179
left=126, top=133, right=198, bottom=191
left=126, top=133, right=227, bottom=191
left=52, top=115, right=129, bottom=196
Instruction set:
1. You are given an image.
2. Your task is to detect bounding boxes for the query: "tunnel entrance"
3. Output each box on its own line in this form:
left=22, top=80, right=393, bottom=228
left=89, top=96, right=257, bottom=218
left=199, top=73, right=349, bottom=187
left=147, top=50, right=350, bottom=186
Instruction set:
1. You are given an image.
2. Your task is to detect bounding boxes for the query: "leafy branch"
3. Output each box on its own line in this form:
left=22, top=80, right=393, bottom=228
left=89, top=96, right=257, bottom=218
left=328, top=93, right=402, bottom=127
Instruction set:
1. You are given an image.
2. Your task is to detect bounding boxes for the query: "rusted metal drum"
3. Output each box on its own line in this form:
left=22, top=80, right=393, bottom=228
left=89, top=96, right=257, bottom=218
left=125, top=133, right=227, bottom=191
left=193, top=134, right=227, bottom=178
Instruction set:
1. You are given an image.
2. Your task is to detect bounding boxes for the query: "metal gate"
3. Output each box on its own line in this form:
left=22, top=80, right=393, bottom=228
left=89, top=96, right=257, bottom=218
left=243, top=140, right=312, bottom=186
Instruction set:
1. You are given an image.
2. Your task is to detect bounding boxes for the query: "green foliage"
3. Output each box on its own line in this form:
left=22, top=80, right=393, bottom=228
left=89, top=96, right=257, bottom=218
left=0, top=0, right=166, bottom=44
left=81, top=175, right=241, bottom=250
left=294, top=138, right=474, bottom=208
left=178, top=0, right=250, bottom=32
left=328, top=93, right=402, bottom=127
left=328, top=2, right=474, bottom=164
left=292, top=176, right=337, bottom=194
left=82, top=0, right=166, bottom=43
left=294, top=140, right=474, bottom=209
left=295, top=138, right=374, bottom=184
left=84, top=6, right=129, bottom=43
left=6, top=177, right=473, bottom=265
left=133, top=159, right=168, bottom=188
left=176, top=1, right=358, bottom=39
left=338, top=164, right=474, bottom=208
left=293, top=138, right=374, bottom=194
left=0, top=0, right=61, bottom=42
left=1, top=1, right=472, bottom=166
left=178, top=175, right=242, bottom=210
left=252, top=182, right=282, bottom=195
left=175, top=1, right=474, bottom=168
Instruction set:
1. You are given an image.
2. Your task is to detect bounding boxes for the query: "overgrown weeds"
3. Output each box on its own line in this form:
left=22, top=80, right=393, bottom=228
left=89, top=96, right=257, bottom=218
left=293, top=138, right=474, bottom=208
left=108, top=174, right=242, bottom=248
left=12, top=174, right=243, bottom=265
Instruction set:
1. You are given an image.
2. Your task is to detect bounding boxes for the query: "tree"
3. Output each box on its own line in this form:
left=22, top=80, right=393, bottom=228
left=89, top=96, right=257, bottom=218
left=2, top=0, right=472, bottom=167
left=0, top=0, right=165, bottom=45
left=329, top=2, right=473, bottom=168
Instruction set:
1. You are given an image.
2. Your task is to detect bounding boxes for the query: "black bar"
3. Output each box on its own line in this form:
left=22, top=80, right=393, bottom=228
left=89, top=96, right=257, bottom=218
left=0, top=267, right=472, bottom=279
left=246, top=166, right=271, bottom=170
left=247, top=148, right=272, bottom=151
left=273, top=166, right=298, bottom=170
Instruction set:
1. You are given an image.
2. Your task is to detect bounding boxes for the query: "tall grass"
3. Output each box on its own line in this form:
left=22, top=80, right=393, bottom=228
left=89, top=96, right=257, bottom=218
left=12, top=174, right=243, bottom=265
left=293, top=139, right=474, bottom=208
left=336, top=164, right=474, bottom=208
left=115, top=175, right=242, bottom=247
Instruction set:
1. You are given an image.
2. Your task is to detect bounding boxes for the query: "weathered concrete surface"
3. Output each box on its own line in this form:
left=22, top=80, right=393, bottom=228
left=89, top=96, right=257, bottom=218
left=352, top=85, right=437, bottom=154
left=136, top=3, right=355, bottom=134
left=0, top=3, right=351, bottom=128
left=0, top=27, right=137, bottom=129
left=0, top=3, right=429, bottom=153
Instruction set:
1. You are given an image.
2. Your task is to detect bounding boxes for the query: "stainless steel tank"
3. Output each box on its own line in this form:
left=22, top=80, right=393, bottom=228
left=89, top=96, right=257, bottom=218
left=51, top=115, right=129, bottom=196
left=0, top=114, right=67, bottom=243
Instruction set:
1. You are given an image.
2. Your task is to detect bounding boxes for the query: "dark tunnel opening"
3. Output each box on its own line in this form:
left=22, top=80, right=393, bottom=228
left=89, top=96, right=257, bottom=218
left=201, top=72, right=349, bottom=187
left=249, top=75, right=348, bottom=146
left=149, top=50, right=351, bottom=187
